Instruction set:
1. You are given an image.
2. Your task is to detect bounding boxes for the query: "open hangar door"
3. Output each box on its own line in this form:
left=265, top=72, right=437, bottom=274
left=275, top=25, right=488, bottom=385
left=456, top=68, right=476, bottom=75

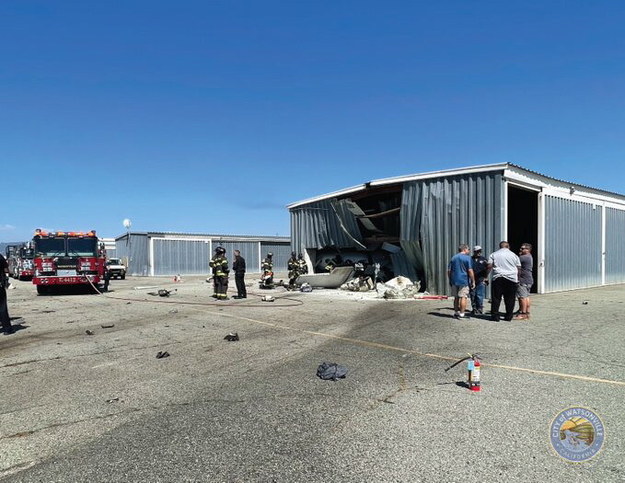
left=507, top=184, right=539, bottom=293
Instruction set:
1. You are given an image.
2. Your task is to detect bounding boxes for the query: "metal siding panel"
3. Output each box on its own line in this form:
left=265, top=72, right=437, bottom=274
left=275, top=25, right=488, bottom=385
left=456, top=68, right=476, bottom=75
left=153, top=239, right=210, bottom=276
left=216, top=241, right=261, bottom=273
left=544, top=196, right=602, bottom=292
left=606, top=207, right=625, bottom=284
left=289, top=199, right=361, bottom=252
left=115, top=234, right=149, bottom=276
left=401, top=172, right=504, bottom=295
left=260, top=242, right=291, bottom=272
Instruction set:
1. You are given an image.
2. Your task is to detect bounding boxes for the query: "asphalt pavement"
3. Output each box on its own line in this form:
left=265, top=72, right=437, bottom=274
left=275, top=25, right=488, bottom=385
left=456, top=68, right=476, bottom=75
left=0, top=276, right=623, bottom=482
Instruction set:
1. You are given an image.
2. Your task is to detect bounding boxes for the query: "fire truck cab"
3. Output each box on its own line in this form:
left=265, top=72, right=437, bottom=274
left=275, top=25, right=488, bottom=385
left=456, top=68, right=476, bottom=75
left=32, top=229, right=106, bottom=294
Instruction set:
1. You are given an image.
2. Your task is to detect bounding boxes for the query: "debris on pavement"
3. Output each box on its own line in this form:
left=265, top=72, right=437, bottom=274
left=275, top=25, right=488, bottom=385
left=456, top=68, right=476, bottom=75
left=376, top=276, right=420, bottom=299
left=224, top=332, right=240, bottom=341
left=85, top=330, right=95, bottom=336
left=340, top=276, right=375, bottom=292
left=169, top=308, right=178, bottom=314
left=101, top=324, right=115, bottom=329
left=261, top=295, right=275, bottom=302
left=414, top=293, right=449, bottom=300
left=156, top=351, right=170, bottom=359
left=300, top=283, right=312, bottom=292
left=106, top=397, right=121, bottom=403
left=147, top=289, right=177, bottom=297
left=316, top=362, right=348, bottom=381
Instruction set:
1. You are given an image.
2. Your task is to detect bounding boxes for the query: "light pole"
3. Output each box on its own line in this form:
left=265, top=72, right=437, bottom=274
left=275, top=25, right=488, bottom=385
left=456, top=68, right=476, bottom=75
left=123, top=218, right=132, bottom=273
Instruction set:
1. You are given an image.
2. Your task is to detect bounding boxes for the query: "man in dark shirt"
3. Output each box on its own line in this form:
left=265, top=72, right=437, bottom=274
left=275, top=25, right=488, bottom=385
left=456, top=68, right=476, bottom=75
left=470, top=245, right=489, bottom=315
left=515, top=243, right=534, bottom=320
left=232, top=249, right=247, bottom=299
left=0, top=254, right=14, bottom=334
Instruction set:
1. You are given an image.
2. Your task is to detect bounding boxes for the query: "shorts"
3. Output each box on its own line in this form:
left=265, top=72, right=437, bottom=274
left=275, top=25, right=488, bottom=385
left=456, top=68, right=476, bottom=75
left=451, top=285, right=470, bottom=298
left=517, top=284, right=531, bottom=298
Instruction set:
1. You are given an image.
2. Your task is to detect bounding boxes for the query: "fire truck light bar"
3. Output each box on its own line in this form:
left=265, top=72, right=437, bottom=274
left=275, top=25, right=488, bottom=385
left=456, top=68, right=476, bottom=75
left=34, top=229, right=97, bottom=237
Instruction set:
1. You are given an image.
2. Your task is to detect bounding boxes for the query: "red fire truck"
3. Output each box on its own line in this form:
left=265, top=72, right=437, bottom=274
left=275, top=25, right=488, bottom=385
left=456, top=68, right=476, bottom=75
left=32, top=229, right=106, bottom=294
left=13, top=243, right=35, bottom=280
left=5, top=244, right=20, bottom=278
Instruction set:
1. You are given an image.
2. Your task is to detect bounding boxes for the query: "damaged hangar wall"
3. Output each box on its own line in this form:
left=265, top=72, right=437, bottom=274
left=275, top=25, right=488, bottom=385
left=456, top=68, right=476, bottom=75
left=401, top=172, right=505, bottom=295
left=290, top=199, right=362, bottom=251
left=290, top=171, right=505, bottom=295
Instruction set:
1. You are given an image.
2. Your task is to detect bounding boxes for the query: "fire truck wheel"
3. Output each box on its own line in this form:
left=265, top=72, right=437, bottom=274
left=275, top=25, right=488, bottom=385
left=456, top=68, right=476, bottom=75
left=36, top=285, right=49, bottom=295
left=121, top=274, right=126, bottom=280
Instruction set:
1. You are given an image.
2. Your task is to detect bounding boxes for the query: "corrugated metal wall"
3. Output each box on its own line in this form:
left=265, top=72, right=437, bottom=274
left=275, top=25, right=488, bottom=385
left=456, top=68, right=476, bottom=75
left=217, top=241, right=261, bottom=273
left=545, top=196, right=602, bottom=291
left=153, top=239, right=210, bottom=276
left=260, top=242, right=291, bottom=271
left=290, top=199, right=362, bottom=252
left=605, top=207, right=625, bottom=284
left=401, top=172, right=505, bottom=295
left=115, top=234, right=150, bottom=276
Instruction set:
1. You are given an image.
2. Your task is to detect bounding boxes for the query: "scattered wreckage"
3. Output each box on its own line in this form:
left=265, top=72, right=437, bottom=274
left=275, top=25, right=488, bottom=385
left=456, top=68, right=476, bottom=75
left=295, top=266, right=355, bottom=289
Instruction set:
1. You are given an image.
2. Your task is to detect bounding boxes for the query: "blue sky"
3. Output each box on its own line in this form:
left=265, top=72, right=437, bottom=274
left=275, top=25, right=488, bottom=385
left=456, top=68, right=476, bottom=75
left=2, top=1, right=625, bottom=242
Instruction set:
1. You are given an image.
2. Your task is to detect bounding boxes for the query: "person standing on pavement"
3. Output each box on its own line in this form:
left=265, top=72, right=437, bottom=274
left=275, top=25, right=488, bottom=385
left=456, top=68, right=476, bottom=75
left=470, top=245, right=489, bottom=315
left=515, top=243, right=534, bottom=320
left=0, top=253, right=14, bottom=334
left=487, top=241, right=521, bottom=321
left=447, top=244, right=475, bottom=320
left=287, top=252, right=300, bottom=288
left=232, top=249, right=247, bottom=299
left=209, top=247, right=229, bottom=300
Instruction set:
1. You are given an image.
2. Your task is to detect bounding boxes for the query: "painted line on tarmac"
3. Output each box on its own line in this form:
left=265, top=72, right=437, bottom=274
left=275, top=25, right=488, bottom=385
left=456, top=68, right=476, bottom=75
left=195, top=308, right=625, bottom=388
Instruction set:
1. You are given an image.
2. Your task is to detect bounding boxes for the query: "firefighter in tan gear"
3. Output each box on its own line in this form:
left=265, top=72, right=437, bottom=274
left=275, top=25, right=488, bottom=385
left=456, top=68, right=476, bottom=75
left=287, top=252, right=299, bottom=287
left=259, top=252, right=274, bottom=289
left=297, top=253, right=308, bottom=275
left=210, top=247, right=229, bottom=300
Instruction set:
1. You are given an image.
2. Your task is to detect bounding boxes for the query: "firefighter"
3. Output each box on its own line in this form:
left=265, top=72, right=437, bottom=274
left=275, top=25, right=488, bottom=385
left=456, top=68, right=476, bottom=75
left=287, top=252, right=299, bottom=287
left=297, top=253, right=308, bottom=275
left=262, top=252, right=273, bottom=273
left=260, top=252, right=274, bottom=288
left=103, top=266, right=111, bottom=292
left=209, top=247, right=229, bottom=300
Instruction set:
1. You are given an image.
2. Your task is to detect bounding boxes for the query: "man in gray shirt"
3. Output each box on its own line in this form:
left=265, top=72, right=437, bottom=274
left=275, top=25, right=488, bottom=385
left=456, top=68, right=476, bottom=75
left=515, top=243, right=534, bottom=320
left=488, top=241, right=521, bottom=322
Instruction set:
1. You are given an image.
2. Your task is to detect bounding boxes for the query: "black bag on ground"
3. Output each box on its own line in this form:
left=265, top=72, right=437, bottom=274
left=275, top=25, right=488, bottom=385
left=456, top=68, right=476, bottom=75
left=316, top=362, right=348, bottom=381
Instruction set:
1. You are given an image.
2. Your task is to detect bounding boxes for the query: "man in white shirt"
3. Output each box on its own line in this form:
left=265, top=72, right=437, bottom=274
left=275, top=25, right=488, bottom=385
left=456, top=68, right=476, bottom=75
left=487, top=241, right=521, bottom=322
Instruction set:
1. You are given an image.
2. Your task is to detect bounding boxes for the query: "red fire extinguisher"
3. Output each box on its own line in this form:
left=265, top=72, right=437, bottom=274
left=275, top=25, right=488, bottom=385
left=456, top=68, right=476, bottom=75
left=467, top=355, right=481, bottom=392
left=445, top=353, right=482, bottom=392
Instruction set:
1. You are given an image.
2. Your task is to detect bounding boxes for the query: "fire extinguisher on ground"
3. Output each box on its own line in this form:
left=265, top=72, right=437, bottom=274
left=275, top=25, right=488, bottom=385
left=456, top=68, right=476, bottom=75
left=467, top=354, right=481, bottom=392
left=445, top=353, right=482, bottom=392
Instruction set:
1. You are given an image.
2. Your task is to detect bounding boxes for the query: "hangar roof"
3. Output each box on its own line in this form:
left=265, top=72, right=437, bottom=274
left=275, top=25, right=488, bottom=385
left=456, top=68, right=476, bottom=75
left=287, top=163, right=625, bottom=209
